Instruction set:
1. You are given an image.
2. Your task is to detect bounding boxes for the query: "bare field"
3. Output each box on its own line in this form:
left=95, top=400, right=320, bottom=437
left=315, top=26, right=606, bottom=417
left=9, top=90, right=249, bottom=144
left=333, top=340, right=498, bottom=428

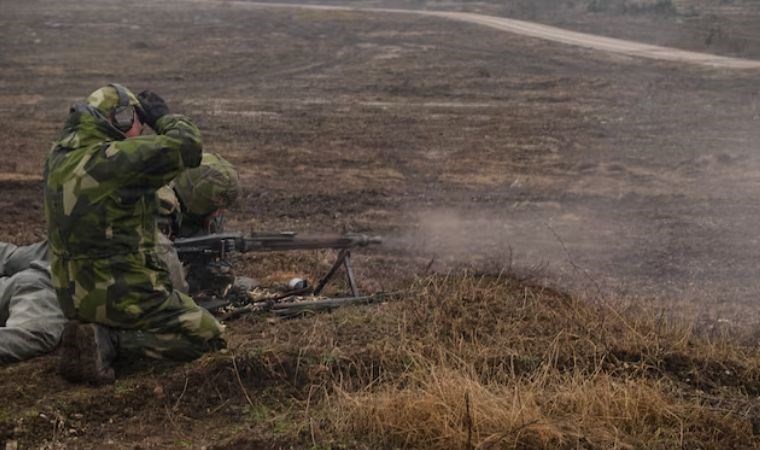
left=2, top=0, right=760, bottom=447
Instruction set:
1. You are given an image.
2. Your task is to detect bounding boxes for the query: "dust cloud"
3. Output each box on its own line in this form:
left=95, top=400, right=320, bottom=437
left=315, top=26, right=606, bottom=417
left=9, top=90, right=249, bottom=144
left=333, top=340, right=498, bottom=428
left=397, top=192, right=760, bottom=316
left=393, top=206, right=622, bottom=295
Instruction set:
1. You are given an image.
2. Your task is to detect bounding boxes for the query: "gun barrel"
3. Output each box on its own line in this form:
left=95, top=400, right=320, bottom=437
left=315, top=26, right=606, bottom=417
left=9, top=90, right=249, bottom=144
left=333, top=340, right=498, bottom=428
left=241, top=232, right=382, bottom=252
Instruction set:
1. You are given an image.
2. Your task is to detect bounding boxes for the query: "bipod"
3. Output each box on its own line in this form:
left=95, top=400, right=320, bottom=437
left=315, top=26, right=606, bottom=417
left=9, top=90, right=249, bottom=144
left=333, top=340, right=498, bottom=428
left=313, top=249, right=359, bottom=296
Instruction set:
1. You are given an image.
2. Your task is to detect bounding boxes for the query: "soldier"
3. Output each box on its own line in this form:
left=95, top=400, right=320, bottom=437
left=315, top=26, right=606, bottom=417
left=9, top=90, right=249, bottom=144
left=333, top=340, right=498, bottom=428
left=157, top=152, right=248, bottom=299
left=44, top=83, right=225, bottom=384
left=172, top=152, right=239, bottom=238
left=0, top=241, right=65, bottom=363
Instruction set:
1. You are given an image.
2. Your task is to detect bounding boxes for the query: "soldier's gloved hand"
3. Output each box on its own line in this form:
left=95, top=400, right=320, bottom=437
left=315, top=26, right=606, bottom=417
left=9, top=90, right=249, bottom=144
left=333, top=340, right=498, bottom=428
left=136, top=90, right=170, bottom=129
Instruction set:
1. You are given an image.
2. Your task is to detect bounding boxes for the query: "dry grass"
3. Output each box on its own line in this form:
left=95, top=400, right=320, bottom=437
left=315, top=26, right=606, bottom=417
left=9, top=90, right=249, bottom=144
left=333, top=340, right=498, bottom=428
left=220, top=273, right=760, bottom=449
left=4, top=272, right=759, bottom=448
left=327, top=367, right=754, bottom=449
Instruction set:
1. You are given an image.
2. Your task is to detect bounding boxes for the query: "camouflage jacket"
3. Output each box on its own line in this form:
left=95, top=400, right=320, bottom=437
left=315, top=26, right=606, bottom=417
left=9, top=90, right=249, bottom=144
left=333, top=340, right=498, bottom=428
left=44, top=106, right=203, bottom=322
left=44, top=107, right=202, bottom=259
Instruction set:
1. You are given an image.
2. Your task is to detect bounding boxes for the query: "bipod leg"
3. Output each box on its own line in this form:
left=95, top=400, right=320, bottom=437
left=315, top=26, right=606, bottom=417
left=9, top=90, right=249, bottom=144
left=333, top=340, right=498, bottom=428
left=344, top=251, right=359, bottom=297
left=314, top=249, right=350, bottom=296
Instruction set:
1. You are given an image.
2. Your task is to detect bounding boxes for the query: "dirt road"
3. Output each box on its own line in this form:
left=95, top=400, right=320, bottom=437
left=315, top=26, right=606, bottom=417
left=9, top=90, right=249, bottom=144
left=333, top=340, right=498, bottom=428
left=216, top=1, right=760, bottom=69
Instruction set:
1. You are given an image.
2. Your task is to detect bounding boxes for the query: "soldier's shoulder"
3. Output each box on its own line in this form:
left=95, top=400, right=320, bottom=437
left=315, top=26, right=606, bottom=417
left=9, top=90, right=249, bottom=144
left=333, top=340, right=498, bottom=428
left=174, top=152, right=239, bottom=216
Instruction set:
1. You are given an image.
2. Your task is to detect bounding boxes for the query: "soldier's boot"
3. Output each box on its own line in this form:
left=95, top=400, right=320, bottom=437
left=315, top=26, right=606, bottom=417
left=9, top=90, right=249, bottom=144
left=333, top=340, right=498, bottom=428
left=57, top=321, right=83, bottom=382
left=58, top=321, right=118, bottom=385
left=76, top=323, right=118, bottom=385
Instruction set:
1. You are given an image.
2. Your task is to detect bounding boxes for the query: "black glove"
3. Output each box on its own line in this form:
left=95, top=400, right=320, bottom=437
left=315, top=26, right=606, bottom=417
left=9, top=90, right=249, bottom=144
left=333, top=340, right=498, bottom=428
left=136, top=90, right=170, bottom=129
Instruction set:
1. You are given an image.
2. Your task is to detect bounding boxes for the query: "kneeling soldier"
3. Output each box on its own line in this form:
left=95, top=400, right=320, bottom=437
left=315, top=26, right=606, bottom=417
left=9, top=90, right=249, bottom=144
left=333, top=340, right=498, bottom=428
left=44, top=84, right=225, bottom=384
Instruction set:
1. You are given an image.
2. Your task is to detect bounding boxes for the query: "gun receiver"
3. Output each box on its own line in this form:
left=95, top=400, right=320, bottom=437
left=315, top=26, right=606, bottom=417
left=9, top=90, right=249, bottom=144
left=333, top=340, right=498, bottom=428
left=174, top=232, right=382, bottom=297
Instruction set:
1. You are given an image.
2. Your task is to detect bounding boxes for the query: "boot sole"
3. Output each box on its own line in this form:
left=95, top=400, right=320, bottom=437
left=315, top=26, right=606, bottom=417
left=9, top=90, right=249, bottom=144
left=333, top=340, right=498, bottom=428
left=57, top=321, right=83, bottom=383
left=77, top=324, right=115, bottom=385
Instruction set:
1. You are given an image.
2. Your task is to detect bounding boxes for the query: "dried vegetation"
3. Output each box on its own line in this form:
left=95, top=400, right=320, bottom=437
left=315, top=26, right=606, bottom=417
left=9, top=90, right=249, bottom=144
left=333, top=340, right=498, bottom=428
left=204, top=273, right=760, bottom=449
left=2, top=268, right=759, bottom=448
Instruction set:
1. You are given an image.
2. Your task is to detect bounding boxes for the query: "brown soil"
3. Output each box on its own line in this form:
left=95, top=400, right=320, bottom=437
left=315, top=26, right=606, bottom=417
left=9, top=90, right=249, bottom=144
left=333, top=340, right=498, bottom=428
left=2, top=0, right=760, bottom=447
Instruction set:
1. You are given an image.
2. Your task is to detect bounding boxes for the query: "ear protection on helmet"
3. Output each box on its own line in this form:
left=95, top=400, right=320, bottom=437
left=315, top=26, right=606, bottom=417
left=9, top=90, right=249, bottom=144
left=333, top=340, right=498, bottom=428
left=109, top=83, right=135, bottom=132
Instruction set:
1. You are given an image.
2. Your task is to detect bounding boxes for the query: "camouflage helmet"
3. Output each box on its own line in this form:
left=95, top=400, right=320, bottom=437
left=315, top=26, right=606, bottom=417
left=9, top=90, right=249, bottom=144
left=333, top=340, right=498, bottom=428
left=86, top=84, right=141, bottom=117
left=174, top=152, right=239, bottom=216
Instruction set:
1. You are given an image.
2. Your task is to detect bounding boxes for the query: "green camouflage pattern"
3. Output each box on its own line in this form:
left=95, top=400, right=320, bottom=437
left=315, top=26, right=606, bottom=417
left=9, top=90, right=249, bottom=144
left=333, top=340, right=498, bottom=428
left=43, top=97, right=224, bottom=361
left=157, top=185, right=181, bottom=217
left=174, top=152, right=239, bottom=217
left=167, top=152, right=240, bottom=292
left=44, top=108, right=202, bottom=257
left=86, top=85, right=140, bottom=117
left=156, top=185, right=182, bottom=238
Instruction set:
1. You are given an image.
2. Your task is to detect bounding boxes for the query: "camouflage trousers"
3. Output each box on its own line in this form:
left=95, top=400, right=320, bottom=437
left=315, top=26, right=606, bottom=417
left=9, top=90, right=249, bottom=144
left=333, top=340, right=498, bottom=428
left=52, top=250, right=225, bottom=362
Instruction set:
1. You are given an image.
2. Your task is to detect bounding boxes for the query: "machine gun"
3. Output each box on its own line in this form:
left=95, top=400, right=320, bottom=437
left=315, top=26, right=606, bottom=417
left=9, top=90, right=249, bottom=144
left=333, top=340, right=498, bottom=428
left=173, top=232, right=383, bottom=315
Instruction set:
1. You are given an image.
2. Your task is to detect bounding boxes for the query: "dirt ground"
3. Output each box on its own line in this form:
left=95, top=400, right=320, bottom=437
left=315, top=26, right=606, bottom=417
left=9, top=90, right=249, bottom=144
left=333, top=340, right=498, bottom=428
left=3, top=0, right=760, bottom=312
left=2, top=0, right=760, bottom=447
